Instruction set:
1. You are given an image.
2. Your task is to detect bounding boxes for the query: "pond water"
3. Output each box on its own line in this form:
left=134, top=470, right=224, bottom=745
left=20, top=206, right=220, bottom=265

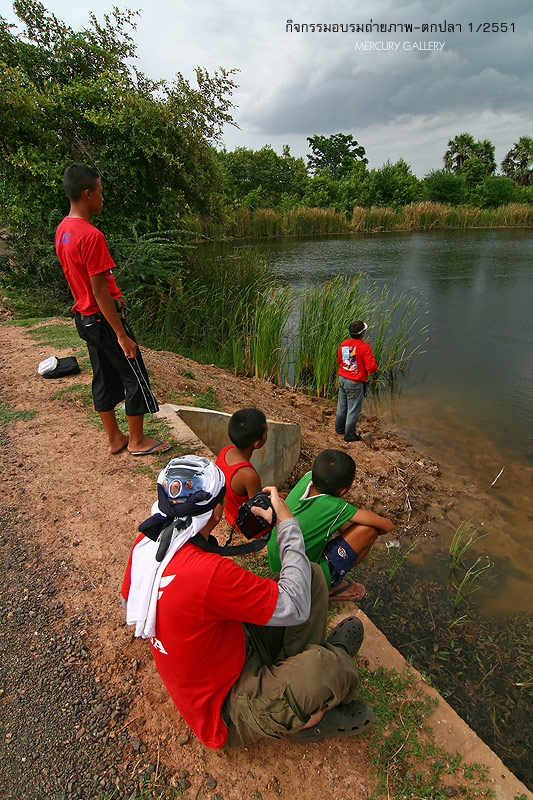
left=249, top=229, right=533, bottom=616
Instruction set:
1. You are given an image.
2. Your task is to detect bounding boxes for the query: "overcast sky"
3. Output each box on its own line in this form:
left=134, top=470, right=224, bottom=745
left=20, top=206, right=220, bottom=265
left=2, top=0, right=532, bottom=175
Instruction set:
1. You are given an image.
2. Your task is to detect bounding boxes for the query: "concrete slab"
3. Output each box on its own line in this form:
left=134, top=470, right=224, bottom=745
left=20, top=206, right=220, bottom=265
left=346, top=607, right=532, bottom=800
left=157, top=404, right=300, bottom=486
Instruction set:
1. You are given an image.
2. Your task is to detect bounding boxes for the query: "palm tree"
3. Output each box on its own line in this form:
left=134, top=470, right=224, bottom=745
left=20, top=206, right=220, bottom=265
left=476, top=139, right=496, bottom=175
left=443, top=133, right=478, bottom=173
left=501, top=137, right=533, bottom=186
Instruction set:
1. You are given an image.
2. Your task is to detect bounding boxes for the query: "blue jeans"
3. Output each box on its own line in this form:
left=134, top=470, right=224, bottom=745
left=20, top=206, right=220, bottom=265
left=335, top=376, right=365, bottom=440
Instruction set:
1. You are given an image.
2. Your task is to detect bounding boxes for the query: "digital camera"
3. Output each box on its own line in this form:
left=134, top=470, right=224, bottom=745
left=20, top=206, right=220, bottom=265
left=235, top=491, right=277, bottom=540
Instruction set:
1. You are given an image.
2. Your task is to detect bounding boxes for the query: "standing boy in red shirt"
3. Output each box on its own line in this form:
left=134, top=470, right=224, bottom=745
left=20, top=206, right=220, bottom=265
left=335, top=320, right=378, bottom=443
left=55, top=164, right=169, bottom=456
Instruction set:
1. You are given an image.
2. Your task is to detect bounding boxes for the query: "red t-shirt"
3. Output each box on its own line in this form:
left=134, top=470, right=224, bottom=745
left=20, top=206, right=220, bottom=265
left=55, top=216, right=121, bottom=315
left=121, top=536, right=278, bottom=749
left=215, top=445, right=258, bottom=530
left=337, top=337, right=378, bottom=382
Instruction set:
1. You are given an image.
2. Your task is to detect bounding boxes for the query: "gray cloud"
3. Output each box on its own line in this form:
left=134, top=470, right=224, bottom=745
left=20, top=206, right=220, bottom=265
left=3, top=0, right=531, bottom=175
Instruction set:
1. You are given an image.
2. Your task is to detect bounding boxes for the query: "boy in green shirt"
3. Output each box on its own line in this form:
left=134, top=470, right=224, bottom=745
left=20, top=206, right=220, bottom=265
left=267, top=449, right=394, bottom=600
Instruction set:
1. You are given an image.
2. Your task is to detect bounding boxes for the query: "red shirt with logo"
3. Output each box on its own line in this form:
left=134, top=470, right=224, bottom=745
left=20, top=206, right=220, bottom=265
left=55, top=216, right=121, bottom=315
left=337, top=337, right=378, bottom=382
left=121, top=536, right=278, bottom=748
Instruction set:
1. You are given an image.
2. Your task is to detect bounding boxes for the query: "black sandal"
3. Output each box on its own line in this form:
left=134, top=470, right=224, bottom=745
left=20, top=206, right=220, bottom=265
left=289, top=700, right=374, bottom=742
left=326, top=616, right=364, bottom=657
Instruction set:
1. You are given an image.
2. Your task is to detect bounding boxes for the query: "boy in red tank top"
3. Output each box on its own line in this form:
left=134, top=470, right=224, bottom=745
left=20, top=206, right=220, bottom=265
left=216, top=408, right=267, bottom=530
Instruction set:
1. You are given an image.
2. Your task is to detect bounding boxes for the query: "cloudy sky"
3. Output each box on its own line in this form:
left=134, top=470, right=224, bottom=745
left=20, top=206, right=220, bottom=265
left=2, top=0, right=532, bottom=175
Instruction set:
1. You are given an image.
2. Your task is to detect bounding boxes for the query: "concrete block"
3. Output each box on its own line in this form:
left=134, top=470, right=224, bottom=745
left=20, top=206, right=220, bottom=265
left=157, top=404, right=300, bottom=486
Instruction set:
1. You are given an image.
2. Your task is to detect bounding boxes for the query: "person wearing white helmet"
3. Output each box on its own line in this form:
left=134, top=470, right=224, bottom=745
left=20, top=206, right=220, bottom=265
left=122, top=455, right=374, bottom=748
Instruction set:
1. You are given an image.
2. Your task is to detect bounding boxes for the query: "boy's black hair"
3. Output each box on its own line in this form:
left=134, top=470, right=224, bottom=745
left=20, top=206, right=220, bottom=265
left=312, top=449, right=355, bottom=496
left=63, top=164, right=99, bottom=201
left=349, top=320, right=366, bottom=338
left=228, top=408, right=267, bottom=449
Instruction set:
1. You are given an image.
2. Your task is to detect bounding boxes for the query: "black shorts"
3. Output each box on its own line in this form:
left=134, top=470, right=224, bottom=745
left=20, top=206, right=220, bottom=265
left=74, top=313, right=159, bottom=416
left=323, top=535, right=358, bottom=587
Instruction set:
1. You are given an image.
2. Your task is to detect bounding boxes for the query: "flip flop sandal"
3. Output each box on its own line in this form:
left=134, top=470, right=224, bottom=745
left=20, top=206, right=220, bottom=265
left=288, top=700, right=374, bottom=742
left=326, top=616, right=364, bottom=657
left=329, top=577, right=366, bottom=601
left=130, top=441, right=171, bottom=456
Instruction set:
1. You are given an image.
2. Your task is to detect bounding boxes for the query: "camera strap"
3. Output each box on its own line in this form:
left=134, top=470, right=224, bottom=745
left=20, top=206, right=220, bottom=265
left=188, top=531, right=272, bottom=556
left=153, top=511, right=273, bottom=562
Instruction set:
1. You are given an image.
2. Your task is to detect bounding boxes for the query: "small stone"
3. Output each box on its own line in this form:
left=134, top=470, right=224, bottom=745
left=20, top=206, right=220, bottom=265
left=405, top=771, right=416, bottom=781
left=178, top=733, right=189, bottom=745
left=131, top=737, right=141, bottom=752
left=205, top=777, right=217, bottom=789
left=178, top=779, right=191, bottom=790
left=444, top=787, right=458, bottom=797
left=179, top=770, right=189, bottom=779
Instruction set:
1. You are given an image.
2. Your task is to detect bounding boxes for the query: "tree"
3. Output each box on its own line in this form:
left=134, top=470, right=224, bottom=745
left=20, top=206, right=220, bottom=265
left=423, top=170, right=466, bottom=205
left=337, top=162, right=373, bottom=213
left=443, top=133, right=478, bottom=172
left=0, top=0, right=237, bottom=236
left=306, top=133, right=368, bottom=179
left=302, top=175, right=339, bottom=208
left=369, top=159, right=421, bottom=207
left=480, top=176, right=519, bottom=207
left=501, top=137, right=533, bottom=186
left=476, top=139, right=497, bottom=175
left=220, top=144, right=307, bottom=209
left=443, top=133, right=495, bottom=176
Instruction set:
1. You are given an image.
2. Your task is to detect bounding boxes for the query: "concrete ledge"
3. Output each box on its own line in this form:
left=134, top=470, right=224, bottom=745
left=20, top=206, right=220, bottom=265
left=155, top=404, right=213, bottom=460
left=349, top=608, right=532, bottom=800
left=157, top=404, right=301, bottom=486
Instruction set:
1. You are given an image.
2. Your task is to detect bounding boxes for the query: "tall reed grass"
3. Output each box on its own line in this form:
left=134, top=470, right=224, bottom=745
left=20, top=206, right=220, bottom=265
left=246, top=286, right=294, bottom=383
left=184, top=202, right=532, bottom=242
left=131, top=248, right=273, bottom=367
left=292, top=276, right=429, bottom=397
left=133, top=249, right=428, bottom=394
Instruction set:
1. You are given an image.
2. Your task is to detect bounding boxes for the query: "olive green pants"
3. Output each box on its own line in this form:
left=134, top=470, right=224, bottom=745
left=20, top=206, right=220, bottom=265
left=222, top=563, right=361, bottom=748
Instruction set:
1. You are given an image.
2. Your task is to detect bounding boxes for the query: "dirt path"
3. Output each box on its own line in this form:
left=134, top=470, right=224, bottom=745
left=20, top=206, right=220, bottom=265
left=0, top=319, right=477, bottom=800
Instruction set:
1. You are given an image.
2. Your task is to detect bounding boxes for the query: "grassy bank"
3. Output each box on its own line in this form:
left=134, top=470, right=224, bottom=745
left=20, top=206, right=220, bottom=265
left=183, top=202, right=533, bottom=240
left=355, top=539, right=533, bottom=791
left=126, top=249, right=427, bottom=393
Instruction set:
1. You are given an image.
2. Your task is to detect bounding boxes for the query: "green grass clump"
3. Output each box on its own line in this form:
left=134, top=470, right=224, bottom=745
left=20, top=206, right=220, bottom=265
left=364, top=667, right=494, bottom=799
left=449, top=518, right=488, bottom=571
left=28, top=322, right=82, bottom=351
left=247, top=285, right=294, bottom=383
left=51, top=383, right=93, bottom=406
left=180, top=385, right=221, bottom=411
left=132, top=248, right=275, bottom=369
left=1, top=316, right=53, bottom=327
left=293, top=275, right=429, bottom=397
left=232, top=551, right=272, bottom=578
left=0, top=401, right=38, bottom=424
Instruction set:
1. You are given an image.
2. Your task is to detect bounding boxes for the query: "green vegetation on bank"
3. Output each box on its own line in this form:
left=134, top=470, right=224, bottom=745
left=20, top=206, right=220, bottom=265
left=126, top=248, right=427, bottom=394
left=0, top=1, right=234, bottom=238
left=356, top=533, right=532, bottom=790
left=183, top=201, right=533, bottom=241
